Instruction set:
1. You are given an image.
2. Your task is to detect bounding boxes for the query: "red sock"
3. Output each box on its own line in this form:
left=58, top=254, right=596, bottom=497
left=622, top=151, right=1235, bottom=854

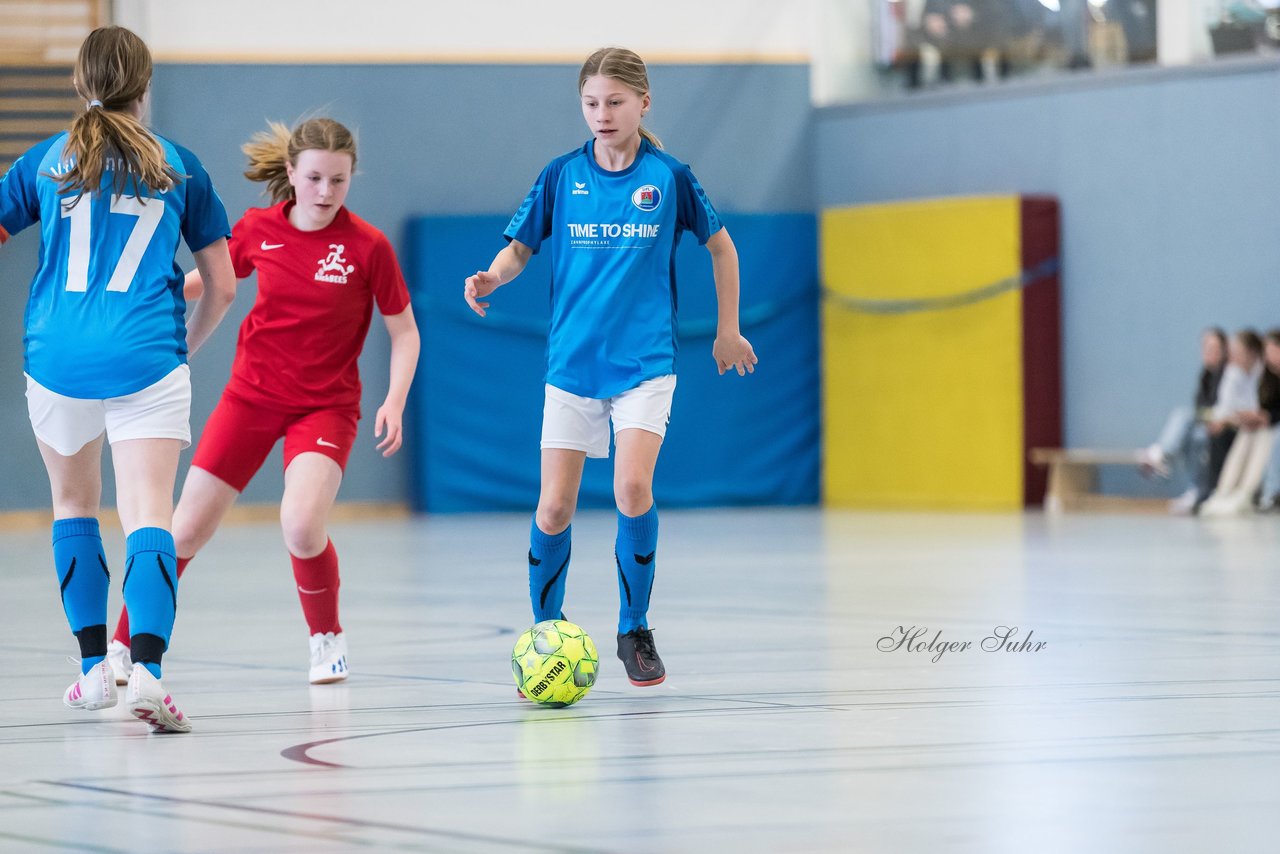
left=114, top=556, right=191, bottom=646
left=291, top=540, right=342, bottom=636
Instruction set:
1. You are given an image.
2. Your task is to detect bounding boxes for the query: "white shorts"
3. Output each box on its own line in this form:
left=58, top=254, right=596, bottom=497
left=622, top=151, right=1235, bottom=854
left=26, top=365, right=192, bottom=457
left=542, top=375, right=676, bottom=459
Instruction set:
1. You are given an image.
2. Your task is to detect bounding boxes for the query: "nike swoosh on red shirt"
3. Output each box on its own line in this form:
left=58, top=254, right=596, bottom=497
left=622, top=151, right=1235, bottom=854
left=261, top=241, right=285, bottom=250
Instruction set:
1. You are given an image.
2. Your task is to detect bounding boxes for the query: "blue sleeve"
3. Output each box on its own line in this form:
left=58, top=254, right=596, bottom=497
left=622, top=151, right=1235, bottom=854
left=0, top=138, right=56, bottom=243
left=675, top=165, right=722, bottom=246
left=173, top=143, right=231, bottom=252
left=503, top=159, right=563, bottom=254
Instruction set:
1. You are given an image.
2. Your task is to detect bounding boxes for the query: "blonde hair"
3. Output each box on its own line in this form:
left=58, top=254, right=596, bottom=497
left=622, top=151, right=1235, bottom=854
left=242, top=117, right=357, bottom=204
left=57, top=26, right=180, bottom=202
left=578, top=47, right=662, bottom=149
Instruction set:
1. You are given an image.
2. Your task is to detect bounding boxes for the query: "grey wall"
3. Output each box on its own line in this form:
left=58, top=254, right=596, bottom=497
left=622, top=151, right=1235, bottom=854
left=0, top=62, right=813, bottom=510
left=814, top=59, right=1280, bottom=460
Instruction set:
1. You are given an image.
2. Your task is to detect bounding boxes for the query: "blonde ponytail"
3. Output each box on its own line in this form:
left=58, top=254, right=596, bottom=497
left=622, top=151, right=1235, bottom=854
left=57, top=27, right=180, bottom=202
left=242, top=121, right=294, bottom=204
left=638, top=126, right=663, bottom=149
left=243, top=117, right=358, bottom=204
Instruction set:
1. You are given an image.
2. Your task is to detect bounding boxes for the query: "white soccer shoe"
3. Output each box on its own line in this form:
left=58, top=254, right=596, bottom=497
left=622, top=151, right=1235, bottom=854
left=126, top=666, right=192, bottom=733
left=63, top=661, right=118, bottom=711
left=107, top=639, right=132, bottom=686
left=309, top=631, right=349, bottom=684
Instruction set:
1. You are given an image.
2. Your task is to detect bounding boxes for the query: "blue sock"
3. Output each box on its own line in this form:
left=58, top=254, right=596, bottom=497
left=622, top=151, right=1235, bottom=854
left=616, top=505, right=658, bottom=634
left=529, top=519, right=571, bottom=623
left=52, top=518, right=110, bottom=674
left=122, top=527, right=178, bottom=679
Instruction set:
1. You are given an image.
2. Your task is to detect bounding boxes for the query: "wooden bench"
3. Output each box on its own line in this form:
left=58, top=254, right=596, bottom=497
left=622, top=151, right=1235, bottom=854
left=1029, top=448, right=1169, bottom=514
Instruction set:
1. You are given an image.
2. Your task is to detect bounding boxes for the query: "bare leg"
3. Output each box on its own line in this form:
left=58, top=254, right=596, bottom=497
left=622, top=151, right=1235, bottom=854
left=536, top=448, right=587, bottom=535
left=282, top=453, right=345, bottom=652
left=613, top=428, right=662, bottom=517
left=173, top=466, right=241, bottom=558
left=36, top=434, right=104, bottom=520
left=280, top=452, right=343, bottom=558
left=110, top=438, right=182, bottom=535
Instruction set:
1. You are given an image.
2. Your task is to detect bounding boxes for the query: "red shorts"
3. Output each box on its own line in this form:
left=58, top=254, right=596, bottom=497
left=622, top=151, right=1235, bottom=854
left=191, top=392, right=360, bottom=492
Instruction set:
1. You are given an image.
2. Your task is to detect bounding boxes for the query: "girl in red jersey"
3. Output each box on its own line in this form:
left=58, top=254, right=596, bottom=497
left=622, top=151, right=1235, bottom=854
left=108, top=117, right=420, bottom=683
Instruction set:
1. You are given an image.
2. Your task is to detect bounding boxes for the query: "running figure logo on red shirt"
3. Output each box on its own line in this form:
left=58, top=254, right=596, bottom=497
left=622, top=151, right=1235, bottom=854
left=315, top=244, right=355, bottom=284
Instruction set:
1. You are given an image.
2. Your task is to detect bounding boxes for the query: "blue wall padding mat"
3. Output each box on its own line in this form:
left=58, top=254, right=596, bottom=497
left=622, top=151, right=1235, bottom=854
left=404, top=213, right=818, bottom=513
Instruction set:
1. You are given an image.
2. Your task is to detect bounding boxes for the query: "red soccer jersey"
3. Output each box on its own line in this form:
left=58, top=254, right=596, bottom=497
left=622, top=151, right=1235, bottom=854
left=224, top=202, right=410, bottom=413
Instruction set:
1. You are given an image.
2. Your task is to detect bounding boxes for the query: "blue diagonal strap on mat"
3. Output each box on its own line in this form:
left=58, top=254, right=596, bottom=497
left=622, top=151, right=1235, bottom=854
left=823, top=257, right=1059, bottom=315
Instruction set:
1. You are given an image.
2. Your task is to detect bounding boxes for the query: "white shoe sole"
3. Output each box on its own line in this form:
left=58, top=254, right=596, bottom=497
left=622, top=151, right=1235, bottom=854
left=309, top=670, right=349, bottom=685
left=68, top=697, right=118, bottom=711
left=130, top=696, right=192, bottom=733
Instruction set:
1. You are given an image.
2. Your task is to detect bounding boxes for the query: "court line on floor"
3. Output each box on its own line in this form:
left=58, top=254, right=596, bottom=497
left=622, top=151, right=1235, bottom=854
left=38, top=781, right=609, bottom=854
left=0, top=789, right=399, bottom=851
left=280, top=703, right=834, bottom=767
left=40, top=724, right=1280, bottom=788
left=0, top=830, right=124, bottom=853
left=3, top=677, right=1276, bottom=742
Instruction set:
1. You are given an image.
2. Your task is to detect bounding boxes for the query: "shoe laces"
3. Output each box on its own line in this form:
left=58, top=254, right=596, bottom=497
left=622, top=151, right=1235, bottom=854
left=311, top=632, right=340, bottom=662
left=628, top=627, right=657, bottom=658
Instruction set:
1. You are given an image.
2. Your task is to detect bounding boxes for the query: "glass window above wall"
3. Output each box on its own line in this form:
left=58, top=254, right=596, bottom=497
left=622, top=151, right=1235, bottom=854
left=815, top=0, right=1280, bottom=103
left=883, top=0, right=1157, bottom=90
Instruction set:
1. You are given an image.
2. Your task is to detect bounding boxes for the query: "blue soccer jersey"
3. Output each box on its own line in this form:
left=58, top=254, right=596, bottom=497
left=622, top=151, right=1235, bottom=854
left=504, top=139, right=722, bottom=399
left=0, top=132, right=230, bottom=398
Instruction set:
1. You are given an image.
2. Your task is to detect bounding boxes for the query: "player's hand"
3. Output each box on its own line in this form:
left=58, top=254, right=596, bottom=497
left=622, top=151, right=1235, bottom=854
left=713, top=333, right=758, bottom=377
left=374, top=401, right=404, bottom=457
left=464, top=271, right=502, bottom=317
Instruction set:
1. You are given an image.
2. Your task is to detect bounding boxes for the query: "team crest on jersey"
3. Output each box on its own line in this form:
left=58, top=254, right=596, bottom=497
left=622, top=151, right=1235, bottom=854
left=315, top=244, right=355, bottom=284
left=631, top=184, right=661, bottom=212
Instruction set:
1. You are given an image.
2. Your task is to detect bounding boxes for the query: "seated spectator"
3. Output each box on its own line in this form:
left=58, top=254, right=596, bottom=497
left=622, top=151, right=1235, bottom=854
left=1253, top=330, right=1280, bottom=511
left=921, top=0, right=1022, bottom=82
left=1199, top=329, right=1271, bottom=515
left=1141, top=327, right=1226, bottom=513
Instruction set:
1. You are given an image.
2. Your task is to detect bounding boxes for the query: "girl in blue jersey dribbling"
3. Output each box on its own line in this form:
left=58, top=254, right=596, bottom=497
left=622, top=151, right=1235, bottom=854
left=465, top=47, right=757, bottom=688
left=0, top=27, right=236, bottom=731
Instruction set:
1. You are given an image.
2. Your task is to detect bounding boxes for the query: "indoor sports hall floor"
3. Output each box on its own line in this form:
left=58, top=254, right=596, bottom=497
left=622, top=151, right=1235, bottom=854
left=3, top=507, right=1279, bottom=852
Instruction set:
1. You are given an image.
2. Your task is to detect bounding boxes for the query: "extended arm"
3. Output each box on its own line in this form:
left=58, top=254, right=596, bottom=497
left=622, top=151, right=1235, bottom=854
left=464, top=240, right=534, bottom=317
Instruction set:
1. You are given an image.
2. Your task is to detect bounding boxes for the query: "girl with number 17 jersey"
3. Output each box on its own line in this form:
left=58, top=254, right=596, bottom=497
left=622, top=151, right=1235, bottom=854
left=0, top=26, right=237, bottom=733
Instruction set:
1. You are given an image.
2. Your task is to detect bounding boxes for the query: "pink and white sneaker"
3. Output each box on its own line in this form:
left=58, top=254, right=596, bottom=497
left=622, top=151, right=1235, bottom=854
left=63, top=661, right=118, bottom=711
left=126, top=666, right=191, bottom=733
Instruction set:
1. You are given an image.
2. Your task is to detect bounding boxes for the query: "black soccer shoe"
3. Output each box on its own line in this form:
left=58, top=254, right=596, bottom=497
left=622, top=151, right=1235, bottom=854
left=617, top=627, right=666, bottom=686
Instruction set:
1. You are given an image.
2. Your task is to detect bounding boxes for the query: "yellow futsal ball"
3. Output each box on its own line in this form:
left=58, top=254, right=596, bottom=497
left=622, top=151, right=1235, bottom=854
left=511, top=619, right=599, bottom=707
